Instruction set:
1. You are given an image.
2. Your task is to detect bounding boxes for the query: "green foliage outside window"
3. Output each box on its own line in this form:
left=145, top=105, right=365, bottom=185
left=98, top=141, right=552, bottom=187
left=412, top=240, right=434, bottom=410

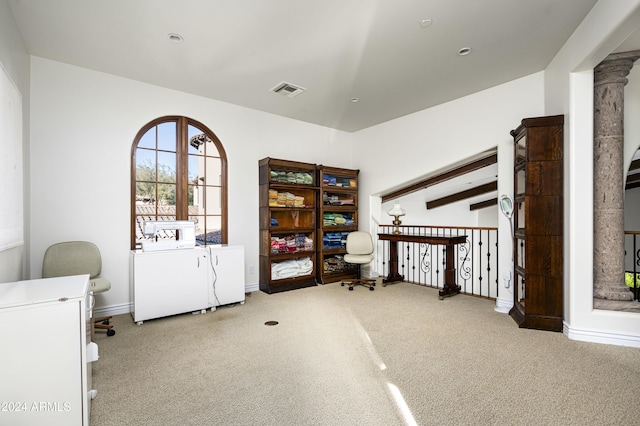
left=136, top=160, right=194, bottom=205
left=625, top=272, right=640, bottom=288
left=136, top=159, right=176, bottom=205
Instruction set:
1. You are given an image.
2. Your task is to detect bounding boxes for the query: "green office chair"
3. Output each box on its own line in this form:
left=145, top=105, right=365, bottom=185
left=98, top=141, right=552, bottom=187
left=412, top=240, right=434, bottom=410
left=42, top=241, right=115, bottom=337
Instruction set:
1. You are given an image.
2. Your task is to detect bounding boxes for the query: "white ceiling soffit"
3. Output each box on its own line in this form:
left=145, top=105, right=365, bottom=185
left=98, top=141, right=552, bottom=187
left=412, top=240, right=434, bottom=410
left=8, top=0, right=600, bottom=132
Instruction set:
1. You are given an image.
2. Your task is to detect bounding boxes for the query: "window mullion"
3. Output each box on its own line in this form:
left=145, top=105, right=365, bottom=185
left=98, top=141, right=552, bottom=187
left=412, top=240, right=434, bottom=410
left=176, top=117, right=188, bottom=220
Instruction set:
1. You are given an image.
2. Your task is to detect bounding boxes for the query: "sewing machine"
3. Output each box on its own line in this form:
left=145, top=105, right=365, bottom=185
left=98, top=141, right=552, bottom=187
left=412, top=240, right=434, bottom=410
left=141, top=220, right=196, bottom=252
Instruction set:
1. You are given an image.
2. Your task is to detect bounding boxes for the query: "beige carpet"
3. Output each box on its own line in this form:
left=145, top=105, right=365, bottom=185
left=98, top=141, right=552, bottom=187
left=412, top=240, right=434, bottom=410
left=91, top=281, right=640, bottom=426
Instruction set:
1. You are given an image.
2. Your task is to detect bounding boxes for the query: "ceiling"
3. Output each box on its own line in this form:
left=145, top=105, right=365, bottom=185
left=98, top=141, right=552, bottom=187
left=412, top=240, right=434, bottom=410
left=8, top=0, right=601, bottom=132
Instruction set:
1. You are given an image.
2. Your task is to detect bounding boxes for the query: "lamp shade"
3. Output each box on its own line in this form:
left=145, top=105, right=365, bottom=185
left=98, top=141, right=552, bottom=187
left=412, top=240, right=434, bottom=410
left=387, top=202, right=405, bottom=217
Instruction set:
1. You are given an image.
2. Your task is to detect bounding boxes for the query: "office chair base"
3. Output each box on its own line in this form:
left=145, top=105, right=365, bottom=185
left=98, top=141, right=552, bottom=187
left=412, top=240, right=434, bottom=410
left=94, top=315, right=115, bottom=336
left=341, top=279, right=376, bottom=291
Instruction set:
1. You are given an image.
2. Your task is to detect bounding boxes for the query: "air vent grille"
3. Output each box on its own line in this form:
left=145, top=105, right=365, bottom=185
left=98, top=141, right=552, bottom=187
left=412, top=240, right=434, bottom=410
left=270, top=81, right=306, bottom=98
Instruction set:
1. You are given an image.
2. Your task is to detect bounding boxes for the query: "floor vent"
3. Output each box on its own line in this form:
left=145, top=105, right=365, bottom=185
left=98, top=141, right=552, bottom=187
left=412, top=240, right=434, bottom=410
left=270, top=81, right=306, bottom=98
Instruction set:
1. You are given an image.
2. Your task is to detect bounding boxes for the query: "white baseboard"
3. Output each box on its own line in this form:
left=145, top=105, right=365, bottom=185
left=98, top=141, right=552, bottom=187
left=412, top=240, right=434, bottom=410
left=94, top=302, right=132, bottom=318
left=94, top=284, right=261, bottom=318
left=494, top=298, right=513, bottom=314
left=245, top=282, right=259, bottom=293
left=564, top=323, right=640, bottom=348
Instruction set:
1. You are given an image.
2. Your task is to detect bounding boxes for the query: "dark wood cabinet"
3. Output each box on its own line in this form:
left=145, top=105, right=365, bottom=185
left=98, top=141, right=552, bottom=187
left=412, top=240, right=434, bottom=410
left=259, top=158, right=318, bottom=293
left=510, top=115, right=564, bottom=331
left=316, top=166, right=359, bottom=284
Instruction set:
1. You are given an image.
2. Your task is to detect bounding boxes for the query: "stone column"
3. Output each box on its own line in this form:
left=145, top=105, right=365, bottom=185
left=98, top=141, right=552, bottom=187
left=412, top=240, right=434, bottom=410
left=593, top=51, right=640, bottom=302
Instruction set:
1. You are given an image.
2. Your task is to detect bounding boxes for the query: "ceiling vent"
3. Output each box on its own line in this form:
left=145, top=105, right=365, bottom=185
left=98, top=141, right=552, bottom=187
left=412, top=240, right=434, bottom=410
left=270, top=81, right=306, bottom=98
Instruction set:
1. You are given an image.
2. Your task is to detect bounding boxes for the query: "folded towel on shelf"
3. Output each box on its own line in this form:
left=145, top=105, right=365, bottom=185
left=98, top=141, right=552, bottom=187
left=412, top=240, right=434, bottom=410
left=271, top=234, right=313, bottom=253
left=304, top=237, right=314, bottom=251
left=323, top=213, right=353, bottom=226
left=271, top=257, right=313, bottom=280
left=323, top=231, right=349, bottom=249
left=324, top=255, right=349, bottom=273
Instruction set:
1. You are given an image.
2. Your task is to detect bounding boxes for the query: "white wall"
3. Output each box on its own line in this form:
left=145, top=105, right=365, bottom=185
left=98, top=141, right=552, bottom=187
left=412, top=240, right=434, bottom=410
left=29, top=57, right=544, bottom=315
left=380, top=186, right=496, bottom=230
left=353, top=72, right=544, bottom=309
left=546, top=0, right=640, bottom=347
left=626, top=64, right=640, bottom=168
left=625, top=189, right=640, bottom=232
left=353, top=72, right=543, bottom=229
left=29, top=57, right=354, bottom=312
left=0, top=0, right=29, bottom=283
left=625, top=188, right=640, bottom=273
left=624, top=60, right=640, bottom=272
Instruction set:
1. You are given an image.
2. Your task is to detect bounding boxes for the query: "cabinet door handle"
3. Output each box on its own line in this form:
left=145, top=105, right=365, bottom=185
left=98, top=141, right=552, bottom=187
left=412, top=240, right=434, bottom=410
left=197, top=257, right=200, bottom=268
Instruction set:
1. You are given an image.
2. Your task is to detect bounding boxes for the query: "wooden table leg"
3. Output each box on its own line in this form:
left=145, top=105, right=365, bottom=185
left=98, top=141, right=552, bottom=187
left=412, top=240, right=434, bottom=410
left=383, top=240, right=404, bottom=286
left=438, top=244, right=461, bottom=299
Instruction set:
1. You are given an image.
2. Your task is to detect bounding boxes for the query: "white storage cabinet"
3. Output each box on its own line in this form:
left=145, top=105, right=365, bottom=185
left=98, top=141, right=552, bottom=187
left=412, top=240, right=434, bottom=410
left=206, top=245, right=245, bottom=309
left=130, top=245, right=245, bottom=324
left=0, top=275, right=97, bottom=426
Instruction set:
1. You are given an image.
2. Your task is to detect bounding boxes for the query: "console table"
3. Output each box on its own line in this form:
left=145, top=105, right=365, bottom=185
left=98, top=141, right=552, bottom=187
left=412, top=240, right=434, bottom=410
left=378, top=233, right=468, bottom=298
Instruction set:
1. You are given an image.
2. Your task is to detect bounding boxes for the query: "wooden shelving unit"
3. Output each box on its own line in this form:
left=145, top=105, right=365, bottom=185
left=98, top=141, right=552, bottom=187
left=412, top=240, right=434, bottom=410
left=259, top=158, right=318, bottom=293
left=510, top=115, right=564, bottom=331
left=316, top=166, right=359, bottom=284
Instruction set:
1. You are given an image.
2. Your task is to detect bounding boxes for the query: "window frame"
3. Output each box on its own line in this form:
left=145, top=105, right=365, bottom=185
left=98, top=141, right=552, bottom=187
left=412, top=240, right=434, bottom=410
left=130, top=116, right=228, bottom=250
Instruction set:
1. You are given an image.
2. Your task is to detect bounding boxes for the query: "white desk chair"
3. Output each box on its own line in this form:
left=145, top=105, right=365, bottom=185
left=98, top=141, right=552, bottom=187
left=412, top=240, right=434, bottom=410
left=341, top=231, right=376, bottom=291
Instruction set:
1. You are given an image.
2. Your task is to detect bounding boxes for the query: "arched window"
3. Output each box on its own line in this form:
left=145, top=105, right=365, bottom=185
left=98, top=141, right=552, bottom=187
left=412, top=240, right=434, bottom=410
left=130, top=116, right=227, bottom=249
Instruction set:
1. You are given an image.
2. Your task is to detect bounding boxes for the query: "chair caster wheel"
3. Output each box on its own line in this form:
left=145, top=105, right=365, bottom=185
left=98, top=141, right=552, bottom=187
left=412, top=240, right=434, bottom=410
left=369, top=286, right=374, bottom=291
left=348, top=286, right=353, bottom=291
left=102, top=320, right=110, bottom=325
left=341, top=282, right=345, bottom=286
left=107, top=329, right=115, bottom=336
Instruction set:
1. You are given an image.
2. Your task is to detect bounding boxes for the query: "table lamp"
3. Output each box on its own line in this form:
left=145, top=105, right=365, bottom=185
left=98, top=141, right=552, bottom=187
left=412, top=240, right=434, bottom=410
left=387, top=202, right=406, bottom=234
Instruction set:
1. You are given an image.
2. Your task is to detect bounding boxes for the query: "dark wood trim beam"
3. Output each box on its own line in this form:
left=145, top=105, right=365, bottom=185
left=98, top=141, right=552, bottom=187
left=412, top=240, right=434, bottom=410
left=626, top=181, right=640, bottom=190
left=626, top=172, right=640, bottom=184
left=426, top=181, right=497, bottom=209
left=629, top=158, right=640, bottom=172
left=470, top=198, right=497, bottom=211
left=381, top=153, right=497, bottom=203
left=626, top=171, right=640, bottom=190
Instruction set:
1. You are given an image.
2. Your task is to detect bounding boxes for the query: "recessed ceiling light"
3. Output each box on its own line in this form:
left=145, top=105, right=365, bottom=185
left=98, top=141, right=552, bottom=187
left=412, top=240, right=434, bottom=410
left=458, top=47, right=472, bottom=56
left=351, top=98, right=359, bottom=103
left=168, top=33, right=184, bottom=43
left=419, top=19, right=433, bottom=28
